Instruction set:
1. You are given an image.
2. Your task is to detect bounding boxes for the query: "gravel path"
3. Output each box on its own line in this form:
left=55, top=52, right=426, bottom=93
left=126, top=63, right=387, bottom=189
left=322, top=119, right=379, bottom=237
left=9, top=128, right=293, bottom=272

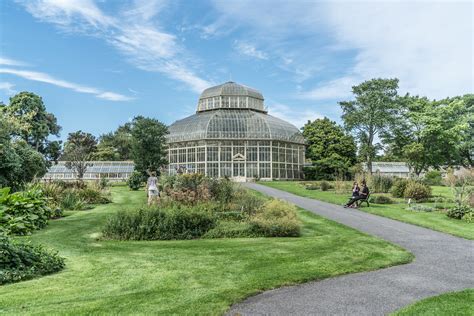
left=228, top=183, right=474, bottom=316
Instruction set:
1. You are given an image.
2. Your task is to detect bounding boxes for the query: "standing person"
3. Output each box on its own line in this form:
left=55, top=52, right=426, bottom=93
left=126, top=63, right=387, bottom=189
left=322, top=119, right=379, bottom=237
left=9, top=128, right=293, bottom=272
left=146, top=171, right=159, bottom=206
left=344, top=180, right=369, bottom=208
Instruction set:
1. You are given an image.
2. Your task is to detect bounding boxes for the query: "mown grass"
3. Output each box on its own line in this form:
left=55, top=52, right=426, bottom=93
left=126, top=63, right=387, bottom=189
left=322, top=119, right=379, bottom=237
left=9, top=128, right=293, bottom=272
left=392, top=289, right=474, bottom=316
left=0, top=186, right=412, bottom=315
left=259, top=182, right=474, bottom=240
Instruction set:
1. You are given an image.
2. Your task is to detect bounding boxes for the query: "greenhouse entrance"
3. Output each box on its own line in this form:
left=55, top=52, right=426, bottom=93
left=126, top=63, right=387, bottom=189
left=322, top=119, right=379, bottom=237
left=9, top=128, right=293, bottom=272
left=233, top=162, right=245, bottom=178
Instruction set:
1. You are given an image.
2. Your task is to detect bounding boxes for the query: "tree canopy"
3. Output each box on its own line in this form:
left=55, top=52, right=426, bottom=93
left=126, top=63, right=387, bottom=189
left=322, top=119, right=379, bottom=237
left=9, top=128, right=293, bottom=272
left=302, top=118, right=357, bottom=179
left=339, top=78, right=400, bottom=173
left=130, top=116, right=168, bottom=175
left=63, top=131, right=98, bottom=179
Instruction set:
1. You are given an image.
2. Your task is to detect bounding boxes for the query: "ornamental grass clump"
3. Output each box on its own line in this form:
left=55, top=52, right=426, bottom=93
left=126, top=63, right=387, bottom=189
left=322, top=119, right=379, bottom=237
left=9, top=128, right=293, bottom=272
left=404, top=181, right=431, bottom=201
left=371, top=175, right=394, bottom=193
left=249, top=199, right=301, bottom=237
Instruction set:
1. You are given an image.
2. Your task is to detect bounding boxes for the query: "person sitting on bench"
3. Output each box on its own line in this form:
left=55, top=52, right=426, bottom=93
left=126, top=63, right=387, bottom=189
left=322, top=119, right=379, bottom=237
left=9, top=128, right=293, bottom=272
left=344, top=180, right=369, bottom=208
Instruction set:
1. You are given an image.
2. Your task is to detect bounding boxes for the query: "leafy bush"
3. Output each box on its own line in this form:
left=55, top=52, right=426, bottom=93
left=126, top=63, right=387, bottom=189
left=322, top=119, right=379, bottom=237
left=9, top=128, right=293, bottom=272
left=423, top=170, right=443, bottom=186
left=390, top=179, right=410, bottom=198
left=462, top=212, right=473, bottom=223
left=230, top=188, right=265, bottom=217
left=102, top=206, right=217, bottom=240
left=320, top=181, right=331, bottom=191
left=447, top=205, right=473, bottom=220
left=404, top=182, right=432, bottom=201
left=0, top=187, right=53, bottom=235
left=127, top=171, right=143, bottom=190
left=249, top=199, right=301, bottom=237
left=0, top=236, right=65, bottom=285
left=99, top=178, right=109, bottom=190
left=371, top=175, right=394, bottom=193
left=372, top=195, right=393, bottom=204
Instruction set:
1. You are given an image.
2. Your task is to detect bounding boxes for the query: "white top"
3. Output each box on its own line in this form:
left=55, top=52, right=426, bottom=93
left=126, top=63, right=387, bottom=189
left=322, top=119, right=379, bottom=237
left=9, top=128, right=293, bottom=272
left=147, top=176, right=158, bottom=191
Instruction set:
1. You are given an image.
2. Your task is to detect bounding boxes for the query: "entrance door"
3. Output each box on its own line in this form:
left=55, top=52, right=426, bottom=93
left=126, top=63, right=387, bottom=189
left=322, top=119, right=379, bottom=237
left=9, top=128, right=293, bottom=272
left=233, top=162, right=245, bottom=178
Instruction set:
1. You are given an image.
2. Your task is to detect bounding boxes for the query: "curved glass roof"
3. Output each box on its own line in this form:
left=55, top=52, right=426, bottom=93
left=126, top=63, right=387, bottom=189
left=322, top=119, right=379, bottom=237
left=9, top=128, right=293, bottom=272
left=197, top=82, right=265, bottom=112
left=167, top=109, right=305, bottom=144
left=45, top=161, right=135, bottom=174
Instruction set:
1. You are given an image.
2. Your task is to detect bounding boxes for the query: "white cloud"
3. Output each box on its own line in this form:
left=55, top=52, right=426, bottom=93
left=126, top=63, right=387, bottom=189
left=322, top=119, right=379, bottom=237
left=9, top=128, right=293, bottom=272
left=267, top=100, right=323, bottom=129
left=233, top=40, right=268, bottom=60
left=0, top=57, right=28, bottom=67
left=298, top=76, right=358, bottom=100
left=18, top=0, right=213, bottom=93
left=320, top=1, right=473, bottom=100
left=0, top=82, right=17, bottom=95
left=208, top=1, right=473, bottom=100
left=0, top=68, right=132, bottom=101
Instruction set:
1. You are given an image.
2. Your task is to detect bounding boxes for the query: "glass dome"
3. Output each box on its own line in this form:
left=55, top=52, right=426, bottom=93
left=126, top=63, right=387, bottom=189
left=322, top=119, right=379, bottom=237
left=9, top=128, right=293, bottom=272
left=166, top=82, right=306, bottom=180
left=197, top=81, right=266, bottom=112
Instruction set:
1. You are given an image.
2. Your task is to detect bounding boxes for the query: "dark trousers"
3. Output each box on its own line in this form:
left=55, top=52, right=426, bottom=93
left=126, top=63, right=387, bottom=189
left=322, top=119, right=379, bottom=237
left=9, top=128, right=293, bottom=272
left=346, top=195, right=366, bottom=206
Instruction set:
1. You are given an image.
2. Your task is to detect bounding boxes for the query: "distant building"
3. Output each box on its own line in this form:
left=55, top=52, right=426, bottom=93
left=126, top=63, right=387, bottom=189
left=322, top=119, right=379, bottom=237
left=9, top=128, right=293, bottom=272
left=42, top=161, right=134, bottom=182
left=364, top=162, right=412, bottom=178
left=166, top=82, right=306, bottom=181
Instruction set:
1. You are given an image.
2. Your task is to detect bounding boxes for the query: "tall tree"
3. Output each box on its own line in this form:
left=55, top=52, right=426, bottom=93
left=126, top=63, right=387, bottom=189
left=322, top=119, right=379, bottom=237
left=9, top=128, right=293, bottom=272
left=5, top=92, right=61, bottom=155
left=94, top=123, right=133, bottom=161
left=130, top=116, right=168, bottom=175
left=382, top=95, right=470, bottom=175
left=63, top=131, right=98, bottom=180
left=302, top=118, right=357, bottom=180
left=339, top=78, right=400, bottom=173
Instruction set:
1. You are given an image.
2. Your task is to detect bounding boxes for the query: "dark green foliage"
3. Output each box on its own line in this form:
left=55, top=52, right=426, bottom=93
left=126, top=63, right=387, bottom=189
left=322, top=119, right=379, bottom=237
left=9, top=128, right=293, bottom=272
left=302, top=118, right=357, bottom=180
left=390, top=179, right=410, bottom=198
left=93, top=123, right=133, bottom=161
left=130, top=116, right=168, bottom=175
left=77, top=186, right=111, bottom=204
left=203, top=221, right=256, bottom=238
left=404, top=182, right=431, bottom=201
left=373, top=195, right=393, bottom=204
left=0, top=236, right=64, bottom=285
left=339, top=78, right=400, bottom=174
left=423, top=170, right=443, bottom=186
left=102, top=206, right=217, bottom=240
left=127, top=171, right=144, bottom=190
left=320, top=181, right=331, bottom=191
left=0, top=187, right=53, bottom=235
left=447, top=205, right=473, bottom=220
left=371, top=175, right=394, bottom=193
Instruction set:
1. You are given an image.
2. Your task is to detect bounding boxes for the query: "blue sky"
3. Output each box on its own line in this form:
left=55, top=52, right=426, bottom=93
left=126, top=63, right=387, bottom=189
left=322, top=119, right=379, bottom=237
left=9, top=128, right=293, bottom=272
left=0, top=0, right=472, bottom=141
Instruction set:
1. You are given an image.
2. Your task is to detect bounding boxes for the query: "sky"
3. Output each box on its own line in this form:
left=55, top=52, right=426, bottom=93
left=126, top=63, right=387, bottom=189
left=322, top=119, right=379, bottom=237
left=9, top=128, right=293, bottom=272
left=0, top=0, right=472, bottom=141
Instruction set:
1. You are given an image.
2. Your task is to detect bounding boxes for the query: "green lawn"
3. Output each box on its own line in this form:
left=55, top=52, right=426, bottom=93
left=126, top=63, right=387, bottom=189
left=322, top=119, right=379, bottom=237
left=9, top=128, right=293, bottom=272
left=392, top=289, right=474, bottom=316
left=259, top=182, right=474, bottom=240
left=0, top=186, right=412, bottom=315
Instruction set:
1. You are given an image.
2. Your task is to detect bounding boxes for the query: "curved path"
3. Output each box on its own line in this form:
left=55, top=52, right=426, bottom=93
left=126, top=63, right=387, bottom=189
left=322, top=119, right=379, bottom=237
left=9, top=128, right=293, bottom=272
left=228, top=183, right=473, bottom=316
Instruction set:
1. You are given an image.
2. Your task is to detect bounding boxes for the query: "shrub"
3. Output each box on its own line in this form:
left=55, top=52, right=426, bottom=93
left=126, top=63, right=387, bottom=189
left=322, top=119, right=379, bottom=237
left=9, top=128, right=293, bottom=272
left=304, top=183, right=319, bottom=190
left=0, top=236, right=65, bottom=285
left=404, top=182, right=432, bottom=201
left=390, top=179, right=410, bottom=198
left=0, top=187, right=53, bottom=235
left=231, top=188, right=265, bottom=216
left=249, top=199, right=301, bottom=237
left=423, top=170, right=443, bottom=186
left=127, top=171, right=143, bottom=191
left=78, top=185, right=111, bottom=204
left=203, top=221, right=255, bottom=238
left=102, top=206, right=217, bottom=240
left=320, top=181, right=331, bottom=191
left=99, top=178, right=109, bottom=190
left=462, top=212, right=473, bottom=223
left=447, top=205, right=473, bottom=220
left=371, top=175, right=394, bottom=193
left=59, top=189, right=86, bottom=210
left=372, top=195, right=393, bottom=204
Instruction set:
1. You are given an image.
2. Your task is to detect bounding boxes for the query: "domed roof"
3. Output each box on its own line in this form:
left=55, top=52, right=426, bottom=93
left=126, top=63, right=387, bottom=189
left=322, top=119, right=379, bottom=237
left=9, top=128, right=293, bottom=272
left=197, top=82, right=265, bottom=112
left=167, top=109, right=305, bottom=144
left=200, top=81, right=264, bottom=100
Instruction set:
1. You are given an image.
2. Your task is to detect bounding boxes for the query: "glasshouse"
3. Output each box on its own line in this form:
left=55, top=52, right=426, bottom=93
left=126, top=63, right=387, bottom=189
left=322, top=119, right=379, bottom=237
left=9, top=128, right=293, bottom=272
left=42, top=161, right=135, bottom=181
left=166, top=81, right=306, bottom=180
